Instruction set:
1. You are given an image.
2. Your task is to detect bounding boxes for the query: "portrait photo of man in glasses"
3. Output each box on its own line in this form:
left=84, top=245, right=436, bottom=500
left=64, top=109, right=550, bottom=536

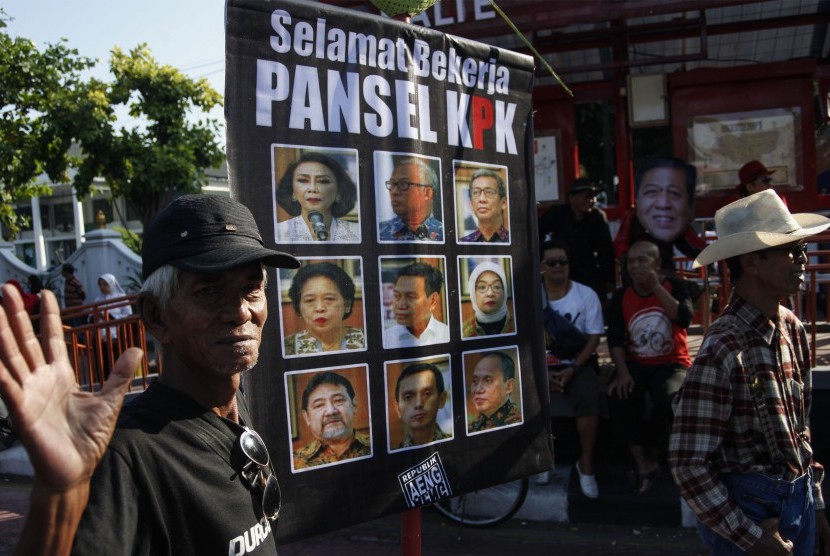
left=0, top=195, right=299, bottom=554
left=377, top=153, right=444, bottom=242
left=457, top=165, right=510, bottom=244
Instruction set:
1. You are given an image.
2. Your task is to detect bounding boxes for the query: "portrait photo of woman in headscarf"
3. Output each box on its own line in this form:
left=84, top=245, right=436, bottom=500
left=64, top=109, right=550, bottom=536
left=459, top=257, right=516, bottom=339
left=273, top=147, right=360, bottom=244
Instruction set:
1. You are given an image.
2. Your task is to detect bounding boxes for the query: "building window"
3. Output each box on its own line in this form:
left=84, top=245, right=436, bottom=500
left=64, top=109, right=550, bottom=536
left=46, top=239, right=77, bottom=269
left=14, top=243, right=37, bottom=267
left=52, top=202, right=76, bottom=234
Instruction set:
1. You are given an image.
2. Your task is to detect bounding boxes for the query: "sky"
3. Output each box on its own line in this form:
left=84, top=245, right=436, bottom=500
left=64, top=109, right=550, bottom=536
left=4, top=0, right=227, bottom=132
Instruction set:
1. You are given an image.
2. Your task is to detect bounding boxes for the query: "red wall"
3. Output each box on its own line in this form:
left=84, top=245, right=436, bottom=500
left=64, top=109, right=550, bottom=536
left=531, top=60, right=827, bottom=220
left=670, top=60, right=822, bottom=216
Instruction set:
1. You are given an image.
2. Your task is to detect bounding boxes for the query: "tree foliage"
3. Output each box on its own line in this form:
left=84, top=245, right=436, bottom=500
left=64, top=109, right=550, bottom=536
left=0, top=11, right=102, bottom=238
left=74, top=45, right=224, bottom=228
left=0, top=11, right=224, bottom=239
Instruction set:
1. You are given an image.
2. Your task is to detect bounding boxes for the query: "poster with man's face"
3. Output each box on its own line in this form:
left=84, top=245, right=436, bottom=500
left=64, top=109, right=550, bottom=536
left=634, top=164, right=694, bottom=244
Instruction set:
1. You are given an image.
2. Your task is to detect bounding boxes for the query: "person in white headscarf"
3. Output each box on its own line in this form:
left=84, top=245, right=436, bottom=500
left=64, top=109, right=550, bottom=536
left=89, top=273, right=133, bottom=379
left=462, top=261, right=514, bottom=337
left=90, top=273, right=134, bottom=359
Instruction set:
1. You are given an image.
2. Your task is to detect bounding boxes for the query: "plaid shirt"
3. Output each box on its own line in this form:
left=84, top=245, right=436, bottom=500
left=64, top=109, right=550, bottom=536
left=669, top=295, right=825, bottom=550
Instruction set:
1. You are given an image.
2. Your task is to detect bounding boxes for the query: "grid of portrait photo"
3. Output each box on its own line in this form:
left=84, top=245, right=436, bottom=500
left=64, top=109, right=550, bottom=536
left=272, top=144, right=523, bottom=473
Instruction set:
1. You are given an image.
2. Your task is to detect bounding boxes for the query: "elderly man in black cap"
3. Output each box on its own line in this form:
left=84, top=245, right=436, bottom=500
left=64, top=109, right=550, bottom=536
left=537, top=178, right=616, bottom=301
left=669, top=190, right=830, bottom=555
left=0, top=195, right=298, bottom=555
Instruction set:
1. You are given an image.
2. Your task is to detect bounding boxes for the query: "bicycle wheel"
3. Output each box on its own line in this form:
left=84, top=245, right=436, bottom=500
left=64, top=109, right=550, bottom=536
left=433, top=477, right=529, bottom=528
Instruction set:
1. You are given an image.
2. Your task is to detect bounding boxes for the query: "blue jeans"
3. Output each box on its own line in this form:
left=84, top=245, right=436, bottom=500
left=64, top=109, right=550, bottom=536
left=697, top=471, right=815, bottom=555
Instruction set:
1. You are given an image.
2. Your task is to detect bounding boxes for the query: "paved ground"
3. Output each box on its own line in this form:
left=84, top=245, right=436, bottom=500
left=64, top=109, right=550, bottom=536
left=0, top=475, right=706, bottom=556
left=280, top=512, right=707, bottom=555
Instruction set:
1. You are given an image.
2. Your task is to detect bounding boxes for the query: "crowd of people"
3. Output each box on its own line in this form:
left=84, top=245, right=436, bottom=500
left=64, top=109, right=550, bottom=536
left=1, top=155, right=829, bottom=554
left=535, top=159, right=829, bottom=554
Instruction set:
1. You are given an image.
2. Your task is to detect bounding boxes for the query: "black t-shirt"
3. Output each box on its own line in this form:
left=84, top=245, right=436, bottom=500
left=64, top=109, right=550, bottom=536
left=72, top=382, right=279, bottom=556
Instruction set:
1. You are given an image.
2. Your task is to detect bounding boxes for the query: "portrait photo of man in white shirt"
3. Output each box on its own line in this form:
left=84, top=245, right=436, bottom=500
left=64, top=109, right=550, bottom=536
left=381, top=258, right=449, bottom=349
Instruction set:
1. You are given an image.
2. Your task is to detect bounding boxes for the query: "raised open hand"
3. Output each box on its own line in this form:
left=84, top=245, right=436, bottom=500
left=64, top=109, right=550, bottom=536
left=0, top=283, right=142, bottom=491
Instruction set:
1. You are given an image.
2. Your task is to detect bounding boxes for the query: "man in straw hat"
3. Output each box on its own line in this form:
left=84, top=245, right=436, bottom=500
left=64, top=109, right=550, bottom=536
left=0, top=195, right=299, bottom=554
left=669, top=189, right=830, bottom=554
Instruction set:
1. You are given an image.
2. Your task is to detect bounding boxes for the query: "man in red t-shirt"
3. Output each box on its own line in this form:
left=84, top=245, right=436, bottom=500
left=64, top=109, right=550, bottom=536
left=606, top=239, right=694, bottom=494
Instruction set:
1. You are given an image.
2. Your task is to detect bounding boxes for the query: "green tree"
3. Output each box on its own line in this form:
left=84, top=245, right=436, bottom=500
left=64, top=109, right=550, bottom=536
left=0, top=11, right=224, bottom=239
left=0, top=11, right=104, bottom=239
left=74, top=44, right=224, bottom=229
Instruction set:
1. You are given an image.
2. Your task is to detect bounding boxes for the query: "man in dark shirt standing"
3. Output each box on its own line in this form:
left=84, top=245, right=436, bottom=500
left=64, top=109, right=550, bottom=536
left=537, top=178, right=615, bottom=302
left=0, top=195, right=299, bottom=555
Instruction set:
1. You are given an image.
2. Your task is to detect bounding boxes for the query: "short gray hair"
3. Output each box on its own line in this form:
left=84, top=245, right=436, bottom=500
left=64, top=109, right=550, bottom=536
left=394, top=156, right=439, bottom=191
left=140, top=265, right=179, bottom=310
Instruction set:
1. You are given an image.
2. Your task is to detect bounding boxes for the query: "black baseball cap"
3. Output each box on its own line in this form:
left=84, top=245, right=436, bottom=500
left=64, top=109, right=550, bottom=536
left=568, top=178, right=598, bottom=195
left=142, top=195, right=299, bottom=279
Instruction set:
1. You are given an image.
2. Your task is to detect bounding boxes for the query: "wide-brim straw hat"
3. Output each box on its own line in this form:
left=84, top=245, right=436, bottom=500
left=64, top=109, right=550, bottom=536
left=693, top=189, right=830, bottom=268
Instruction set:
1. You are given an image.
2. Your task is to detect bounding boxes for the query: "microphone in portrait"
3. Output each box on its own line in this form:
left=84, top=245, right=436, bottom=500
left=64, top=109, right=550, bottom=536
left=308, top=211, right=329, bottom=240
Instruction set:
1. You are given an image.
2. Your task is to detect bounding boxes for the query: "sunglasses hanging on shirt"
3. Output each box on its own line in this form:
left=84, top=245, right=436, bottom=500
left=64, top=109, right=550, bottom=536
left=239, top=427, right=281, bottom=521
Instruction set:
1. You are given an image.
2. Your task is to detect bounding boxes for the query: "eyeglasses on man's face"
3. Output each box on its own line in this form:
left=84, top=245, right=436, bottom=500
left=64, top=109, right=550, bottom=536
left=758, top=176, right=773, bottom=185
left=542, top=258, right=569, bottom=267
left=764, top=242, right=807, bottom=260
left=239, top=427, right=281, bottom=521
left=385, top=180, right=430, bottom=192
left=470, top=187, right=500, bottom=199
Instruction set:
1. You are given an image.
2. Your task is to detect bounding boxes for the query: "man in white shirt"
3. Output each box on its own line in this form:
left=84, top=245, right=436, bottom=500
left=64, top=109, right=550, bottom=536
left=383, top=262, right=449, bottom=348
left=541, top=239, right=605, bottom=498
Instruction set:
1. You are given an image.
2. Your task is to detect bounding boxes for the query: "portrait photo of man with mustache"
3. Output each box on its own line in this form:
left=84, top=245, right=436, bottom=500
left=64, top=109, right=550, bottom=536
left=292, top=370, right=372, bottom=471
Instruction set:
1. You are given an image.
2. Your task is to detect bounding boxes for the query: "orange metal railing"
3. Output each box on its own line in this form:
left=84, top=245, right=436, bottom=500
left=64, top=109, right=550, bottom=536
left=32, top=294, right=162, bottom=392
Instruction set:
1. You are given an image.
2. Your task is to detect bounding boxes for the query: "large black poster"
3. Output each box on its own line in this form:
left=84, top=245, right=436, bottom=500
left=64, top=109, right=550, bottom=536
left=225, top=0, right=553, bottom=541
